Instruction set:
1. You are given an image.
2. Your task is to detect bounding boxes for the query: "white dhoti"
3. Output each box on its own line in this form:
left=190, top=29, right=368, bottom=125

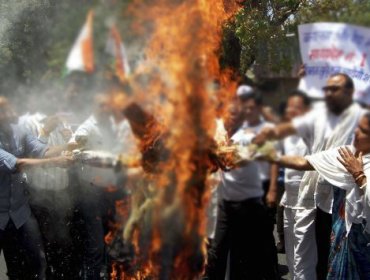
left=284, top=208, right=317, bottom=280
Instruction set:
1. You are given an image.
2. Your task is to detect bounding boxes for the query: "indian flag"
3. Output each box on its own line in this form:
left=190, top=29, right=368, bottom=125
left=106, top=25, right=130, bottom=81
left=65, top=10, right=94, bottom=74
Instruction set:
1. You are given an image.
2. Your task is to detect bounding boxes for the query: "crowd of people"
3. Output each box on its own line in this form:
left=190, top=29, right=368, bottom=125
left=0, top=91, right=139, bottom=280
left=205, top=72, right=370, bottom=280
left=0, top=71, right=370, bottom=280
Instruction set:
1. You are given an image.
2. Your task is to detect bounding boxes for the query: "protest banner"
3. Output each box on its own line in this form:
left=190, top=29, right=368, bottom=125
left=298, top=22, right=370, bottom=104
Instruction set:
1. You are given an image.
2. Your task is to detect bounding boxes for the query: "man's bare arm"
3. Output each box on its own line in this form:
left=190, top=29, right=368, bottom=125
left=16, top=155, right=74, bottom=171
left=273, top=155, right=314, bottom=171
left=253, top=122, right=297, bottom=145
left=266, top=163, right=279, bottom=208
left=44, top=143, right=79, bottom=158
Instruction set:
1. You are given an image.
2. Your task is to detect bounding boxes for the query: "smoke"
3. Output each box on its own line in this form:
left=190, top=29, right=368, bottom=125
left=0, top=0, right=239, bottom=278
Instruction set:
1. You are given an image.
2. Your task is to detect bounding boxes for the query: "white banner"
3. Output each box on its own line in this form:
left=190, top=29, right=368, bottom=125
left=298, top=22, right=370, bottom=104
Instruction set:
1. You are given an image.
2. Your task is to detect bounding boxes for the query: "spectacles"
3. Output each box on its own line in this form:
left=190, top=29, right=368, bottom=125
left=322, top=85, right=344, bottom=92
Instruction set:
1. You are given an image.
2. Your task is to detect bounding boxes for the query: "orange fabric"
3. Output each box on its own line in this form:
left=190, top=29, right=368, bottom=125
left=82, top=10, right=94, bottom=73
left=110, top=25, right=126, bottom=81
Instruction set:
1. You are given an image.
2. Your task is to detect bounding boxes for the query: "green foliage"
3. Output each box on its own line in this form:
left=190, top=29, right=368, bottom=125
left=221, top=0, right=370, bottom=78
left=2, top=0, right=370, bottom=94
left=0, top=0, right=131, bottom=94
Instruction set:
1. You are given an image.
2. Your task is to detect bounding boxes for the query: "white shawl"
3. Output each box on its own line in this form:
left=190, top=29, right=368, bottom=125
left=297, top=103, right=364, bottom=212
left=306, top=146, right=370, bottom=234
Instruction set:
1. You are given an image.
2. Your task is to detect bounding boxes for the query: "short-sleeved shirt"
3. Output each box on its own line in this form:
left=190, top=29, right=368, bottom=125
left=238, top=120, right=275, bottom=182
left=219, top=125, right=264, bottom=201
left=71, top=115, right=120, bottom=188
left=0, top=124, right=47, bottom=229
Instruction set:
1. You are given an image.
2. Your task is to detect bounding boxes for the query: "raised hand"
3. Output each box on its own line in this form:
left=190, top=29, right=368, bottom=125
left=337, top=147, right=363, bottom=178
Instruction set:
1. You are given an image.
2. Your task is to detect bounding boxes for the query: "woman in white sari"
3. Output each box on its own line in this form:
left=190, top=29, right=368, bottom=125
left=266, top=113, right=370, bottom=279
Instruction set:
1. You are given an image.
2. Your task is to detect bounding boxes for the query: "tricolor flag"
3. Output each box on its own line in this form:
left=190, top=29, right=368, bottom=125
left=106, top=25, right=130, bottom=81
left=65, top=10, right=94, bottom=74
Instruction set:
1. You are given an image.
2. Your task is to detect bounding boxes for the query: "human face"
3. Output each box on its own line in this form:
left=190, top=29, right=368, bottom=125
left=323, top=75, right=352, bottom=115
left=0, top=103, right=17, bottom=129
left=94, top=95, right=112, bottom=122
left=285, top=96, right=308, bottom=121
left=226, top=99, right=242, bottom=126
left=240, top=98, right=261, bottom=125
left=353, top=116, right=370, bottom=154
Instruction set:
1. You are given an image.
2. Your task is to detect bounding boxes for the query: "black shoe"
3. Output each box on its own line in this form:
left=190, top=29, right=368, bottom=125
left=276, top=241, right=285, bottom=254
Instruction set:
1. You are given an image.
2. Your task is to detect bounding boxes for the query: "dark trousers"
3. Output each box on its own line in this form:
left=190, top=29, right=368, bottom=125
left=28, top=187, right=76, bottom=280
left=315, top=207, right=332, bottom=280
left=31, top=204, right=75, bottom=280
left=206, top=198, right=278, bottom=280
left=78, top=188, right=107, bottom=280
left=276, top=184, right=285, bottom=240
left=77, top=185, right=127, bottom=280
left=1, top=215, right=47, bottom=280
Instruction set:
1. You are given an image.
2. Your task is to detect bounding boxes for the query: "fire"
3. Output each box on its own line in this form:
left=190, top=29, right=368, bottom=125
left=108, top=0, right=240, bottom=279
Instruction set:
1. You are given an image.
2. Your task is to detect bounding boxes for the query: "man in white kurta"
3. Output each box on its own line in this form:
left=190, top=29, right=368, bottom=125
left=254, top=73, right=366, bottom=279
left=278, top=91, right=316, bottom=280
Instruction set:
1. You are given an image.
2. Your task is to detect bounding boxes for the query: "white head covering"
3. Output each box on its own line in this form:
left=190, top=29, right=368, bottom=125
left=236, top=85, right=254, bottom=97
left=306, top=146, right=370, bottom=234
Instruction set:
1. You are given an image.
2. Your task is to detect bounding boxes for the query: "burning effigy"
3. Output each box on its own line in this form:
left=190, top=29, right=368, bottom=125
left=68, top=0, right=275, bottom=279
left=96, top=1, right=240, bottom=279
left=79, top=0, right=276, bottom=279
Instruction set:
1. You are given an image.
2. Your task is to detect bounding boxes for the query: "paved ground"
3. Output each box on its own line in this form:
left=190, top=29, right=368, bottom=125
left=275, top=226, right=290, bottom=280
left=278, top=250, right=290, bottom=280
left=0, top=227, right=291, bottom=280
left=0, top=252, right=7, bottom=279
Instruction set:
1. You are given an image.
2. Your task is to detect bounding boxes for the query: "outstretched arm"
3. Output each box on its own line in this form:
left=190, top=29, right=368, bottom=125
left=265, top=163, right=279, bottom=208
left=16, top=155, right=74, bottom=171
left=0, top=147, right=74, bottom=173
left=253, top=122, right=297, bottom=145
left=272, top=154, right=314, bottom=171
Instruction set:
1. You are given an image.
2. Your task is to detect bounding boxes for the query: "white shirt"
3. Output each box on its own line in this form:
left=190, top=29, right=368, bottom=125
left=239, top=120, right=275, bottom=182
left=280, top=135, right=308, bottom=208
left=71, top=115, right=120, bottom=188
left=292, top=103, right=366, bottom=211
left=219, top=126, right=263, bottom=201
left=19, top=112, right=69, bottom=191
left=293, top=108, right=345, bottom=154
left=112, top=119, right=139, bottom=156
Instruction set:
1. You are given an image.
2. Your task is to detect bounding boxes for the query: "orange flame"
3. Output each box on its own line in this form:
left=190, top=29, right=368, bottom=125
left=108, top=0, right=240, bottom=279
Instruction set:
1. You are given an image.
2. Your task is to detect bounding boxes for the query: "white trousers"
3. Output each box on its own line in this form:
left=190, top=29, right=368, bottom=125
left=284, top=208, right=317, bottom=280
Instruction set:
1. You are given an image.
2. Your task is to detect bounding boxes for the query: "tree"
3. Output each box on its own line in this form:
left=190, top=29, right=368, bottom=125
left=221, top=0, right=370, bottom=78
left=0, top=0, right=131, bottom=96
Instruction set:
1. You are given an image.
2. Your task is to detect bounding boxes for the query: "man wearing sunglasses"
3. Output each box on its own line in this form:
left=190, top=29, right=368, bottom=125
left=322, top=76, right=355, bottom=116
left=253, top=73, right=366, bottom=280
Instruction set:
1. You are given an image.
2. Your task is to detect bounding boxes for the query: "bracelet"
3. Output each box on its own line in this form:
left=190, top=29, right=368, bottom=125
left=353, top=171, right=364, bottom=178
left=355, top=174, right=366, bottom=183
left=359, top=183, right=367, bottom=190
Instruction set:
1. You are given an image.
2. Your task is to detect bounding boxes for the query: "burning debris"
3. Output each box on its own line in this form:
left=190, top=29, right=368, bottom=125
left=99, top=0, right=241, bottom=279
left=36, top=0, right=243, bottom=279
